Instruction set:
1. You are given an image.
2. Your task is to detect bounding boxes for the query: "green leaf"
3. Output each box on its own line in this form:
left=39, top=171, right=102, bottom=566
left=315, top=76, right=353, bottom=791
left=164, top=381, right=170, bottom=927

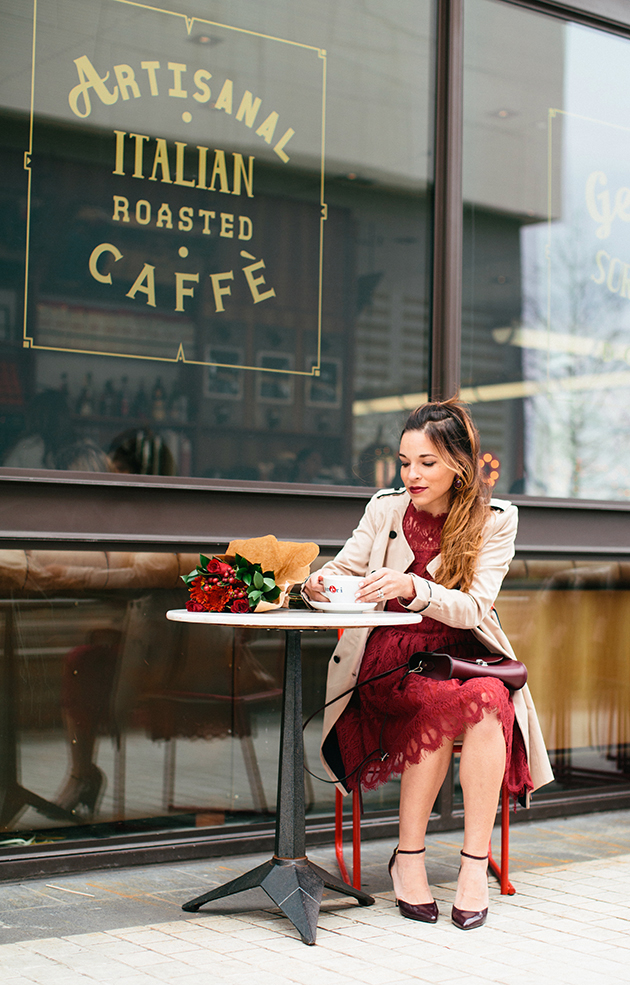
left=249, top=591, right=263, bottom=603
left=266, top=586, right=281, bottom=601
left=199, top=554, right=211, bottom=569
left=242, top=571, right=252, bottom=585
left=253, top=570, right=264, bottom=589
left=262, top=577, right=276, bottom=591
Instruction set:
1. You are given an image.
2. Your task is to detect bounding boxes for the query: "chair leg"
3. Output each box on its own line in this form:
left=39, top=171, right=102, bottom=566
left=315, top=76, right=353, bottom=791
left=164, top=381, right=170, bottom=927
left=238, top=732, right=269, bottom=814
left=334, top=788, right=363, bottom=889
left=113, top=732, right=126, bottom=819
left=488, top=781, right=515, bottom=895
left=352, top=788, right=362, bottom=890
left=234, top=701, right=269, bottom=813
left=335, top=788, right=351, bottom=885
left=162, top=738, right=176, bottom=812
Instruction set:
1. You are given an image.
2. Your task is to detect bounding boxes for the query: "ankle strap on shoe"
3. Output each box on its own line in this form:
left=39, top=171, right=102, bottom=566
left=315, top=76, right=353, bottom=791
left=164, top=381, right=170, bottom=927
left=460, top=850, right=488, bottom=861
left=394, top=847, right=426, bottom=856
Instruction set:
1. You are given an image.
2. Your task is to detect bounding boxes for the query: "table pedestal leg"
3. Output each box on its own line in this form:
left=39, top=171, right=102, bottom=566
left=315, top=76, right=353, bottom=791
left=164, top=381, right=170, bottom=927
left=181, top=628, right=374, bottom=944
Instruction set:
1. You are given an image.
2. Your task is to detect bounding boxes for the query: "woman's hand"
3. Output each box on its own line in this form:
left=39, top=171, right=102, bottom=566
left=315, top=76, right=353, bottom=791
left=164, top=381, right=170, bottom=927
left=356, top=568, right=415, bottom=604
left=302, top=572, right=329, bottom=602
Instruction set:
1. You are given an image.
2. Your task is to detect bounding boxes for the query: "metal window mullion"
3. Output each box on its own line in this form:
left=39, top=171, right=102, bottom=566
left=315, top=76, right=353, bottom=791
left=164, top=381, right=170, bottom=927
left=430, top=0, right=464, bottom=401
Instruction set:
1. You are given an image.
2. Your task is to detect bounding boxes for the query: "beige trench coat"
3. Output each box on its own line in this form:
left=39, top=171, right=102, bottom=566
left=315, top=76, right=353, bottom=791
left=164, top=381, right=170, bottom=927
left=318, top=488, right=554, bottom=802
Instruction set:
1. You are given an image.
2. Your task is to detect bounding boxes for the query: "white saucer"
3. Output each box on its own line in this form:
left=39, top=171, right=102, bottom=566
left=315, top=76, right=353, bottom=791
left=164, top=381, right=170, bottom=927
left=308, top=600, right=378, bottom=613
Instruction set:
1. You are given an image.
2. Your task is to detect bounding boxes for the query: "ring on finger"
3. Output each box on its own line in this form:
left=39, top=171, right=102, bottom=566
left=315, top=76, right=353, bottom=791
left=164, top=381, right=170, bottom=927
left=376, top=589, right=384, bottom=600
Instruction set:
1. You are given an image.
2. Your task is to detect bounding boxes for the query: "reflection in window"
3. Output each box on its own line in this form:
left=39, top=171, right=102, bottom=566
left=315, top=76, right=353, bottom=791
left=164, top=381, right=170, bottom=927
left=0, top=0, right=433, bottom=487
left=463, top=0, right=630, bottom=501
left=204, top=347, right=244, bottom=400
left=1, top=550, right=629, bottom=840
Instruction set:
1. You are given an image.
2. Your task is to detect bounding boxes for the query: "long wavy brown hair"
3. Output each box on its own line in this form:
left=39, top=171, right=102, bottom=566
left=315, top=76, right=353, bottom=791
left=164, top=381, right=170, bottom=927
left=401, top=398, right=490, bottom=592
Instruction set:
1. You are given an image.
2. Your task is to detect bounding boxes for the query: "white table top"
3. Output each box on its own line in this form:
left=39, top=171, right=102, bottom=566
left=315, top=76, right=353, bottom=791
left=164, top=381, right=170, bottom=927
left=166, top=608, right=424, bottom=631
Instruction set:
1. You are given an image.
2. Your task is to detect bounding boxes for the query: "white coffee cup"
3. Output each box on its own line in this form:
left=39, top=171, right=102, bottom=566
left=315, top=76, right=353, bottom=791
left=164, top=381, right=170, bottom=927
left=321, top=574, right=363, bottom=602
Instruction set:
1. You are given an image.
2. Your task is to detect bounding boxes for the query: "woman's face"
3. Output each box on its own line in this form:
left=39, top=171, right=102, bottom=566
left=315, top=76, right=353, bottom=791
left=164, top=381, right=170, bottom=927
left=398, top=429, right=456, bottom=516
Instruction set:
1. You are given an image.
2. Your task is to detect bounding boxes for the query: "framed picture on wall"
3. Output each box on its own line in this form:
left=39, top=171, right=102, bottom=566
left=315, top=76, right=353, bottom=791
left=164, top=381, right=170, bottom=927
left=306, top=357, right=342, bottom=407
left=256, top=352, right=294, bottom=403
left=204, top=346, right=244, bottom=399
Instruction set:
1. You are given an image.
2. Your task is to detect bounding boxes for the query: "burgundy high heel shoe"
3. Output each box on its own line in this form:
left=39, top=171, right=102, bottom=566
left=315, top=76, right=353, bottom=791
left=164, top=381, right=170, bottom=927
left=388, top=847, right=439, bottom=923
left=451, top=850, right=488, bottom=930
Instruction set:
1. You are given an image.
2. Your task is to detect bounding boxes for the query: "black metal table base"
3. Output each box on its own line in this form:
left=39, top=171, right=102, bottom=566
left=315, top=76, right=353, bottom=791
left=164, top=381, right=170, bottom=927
left=0, top=783, right=77, bottom=828
left=182, top=855, right=372, bottom=945
left=181, top=627, right=374, bottom=944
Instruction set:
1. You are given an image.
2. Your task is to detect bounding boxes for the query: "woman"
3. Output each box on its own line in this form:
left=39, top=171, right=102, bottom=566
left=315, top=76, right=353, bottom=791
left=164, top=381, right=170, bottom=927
left=303, top=399, right=553, bottom=930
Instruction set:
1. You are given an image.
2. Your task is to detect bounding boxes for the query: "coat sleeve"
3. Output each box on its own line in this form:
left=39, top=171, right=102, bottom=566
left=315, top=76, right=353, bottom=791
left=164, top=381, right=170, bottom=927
left=402, top=505, right=518, bottom=629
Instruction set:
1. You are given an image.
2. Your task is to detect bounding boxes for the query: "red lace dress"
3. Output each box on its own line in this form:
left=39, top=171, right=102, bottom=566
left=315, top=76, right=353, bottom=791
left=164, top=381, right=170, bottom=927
left=334, top=504, right=532, bottom=803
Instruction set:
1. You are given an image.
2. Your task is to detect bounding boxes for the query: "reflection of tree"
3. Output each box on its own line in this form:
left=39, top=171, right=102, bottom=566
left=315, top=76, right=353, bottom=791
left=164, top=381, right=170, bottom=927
left=521, top=215, right=630, bottom=499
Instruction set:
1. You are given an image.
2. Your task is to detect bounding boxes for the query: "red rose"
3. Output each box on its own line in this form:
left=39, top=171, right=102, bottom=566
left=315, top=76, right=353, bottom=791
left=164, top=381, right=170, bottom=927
left=186, top=600, right=206, bottom=612
left=231, top=598, right=250, bottom=613
left=206, top=558, right=234, bottom=578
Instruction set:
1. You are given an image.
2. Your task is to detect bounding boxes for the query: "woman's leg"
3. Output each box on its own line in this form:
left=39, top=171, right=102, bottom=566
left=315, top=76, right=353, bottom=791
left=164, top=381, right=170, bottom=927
left=392, top=738, right=454, bottom=904
left=456, top=709, right=506, bottom=911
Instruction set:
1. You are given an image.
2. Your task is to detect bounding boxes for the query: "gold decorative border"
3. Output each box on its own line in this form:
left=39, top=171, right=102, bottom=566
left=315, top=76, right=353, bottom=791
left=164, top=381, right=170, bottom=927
left=23, top=0, right=327, bottom=379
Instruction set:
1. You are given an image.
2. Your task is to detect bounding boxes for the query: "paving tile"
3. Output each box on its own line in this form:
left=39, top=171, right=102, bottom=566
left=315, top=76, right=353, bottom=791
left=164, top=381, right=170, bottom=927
left=105, top=930, right=167, bottom=943
left=20, top=939, right=86, bottom=957
left=437, top=976, right=514, bottom=985
left=521, top=956, right=622, bottom=985
left=3, top=980, right=47, bottom=985
left=63, top=933, right=115, bottom=946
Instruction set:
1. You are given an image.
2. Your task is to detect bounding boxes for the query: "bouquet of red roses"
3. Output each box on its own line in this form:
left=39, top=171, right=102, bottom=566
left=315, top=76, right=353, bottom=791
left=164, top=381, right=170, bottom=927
left=183, top=554, right=281, bottom=613
left=182, top=535, right=320, bottom=615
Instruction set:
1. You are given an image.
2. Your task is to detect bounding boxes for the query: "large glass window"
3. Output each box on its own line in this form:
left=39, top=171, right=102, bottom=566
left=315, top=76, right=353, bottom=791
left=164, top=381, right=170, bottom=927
left=0, top=0, right=433, bottom=487
left=463, top=0, right=630, bottom=501
left=1, top=549, right=628, bottom=848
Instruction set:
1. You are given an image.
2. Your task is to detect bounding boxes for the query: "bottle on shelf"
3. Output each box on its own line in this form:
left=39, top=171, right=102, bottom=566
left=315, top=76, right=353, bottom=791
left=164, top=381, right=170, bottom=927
left=151, top=376, right=166, bottom=421
left=76, top=372, right=94, bottom=416
left=169, top=379, right=188, bottom=423
left=99, top=379, right=116, bottom=416
left=117, top=375, right=130, bottom=418
left=59, top=372, right=69, bottom=402
left=179, top=435, right=192, bottom=475
left=132, top=379, right=149, bottom=419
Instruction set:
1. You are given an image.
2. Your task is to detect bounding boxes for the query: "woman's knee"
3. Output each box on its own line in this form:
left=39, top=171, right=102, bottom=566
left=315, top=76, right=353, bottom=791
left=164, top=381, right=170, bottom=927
left=463, top=708, right=503, bottom=739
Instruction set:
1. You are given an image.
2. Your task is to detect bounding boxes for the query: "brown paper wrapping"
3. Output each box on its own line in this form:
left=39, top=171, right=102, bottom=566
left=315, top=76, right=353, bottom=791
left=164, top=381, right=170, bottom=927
left=216, top=535, right=319, bottom=611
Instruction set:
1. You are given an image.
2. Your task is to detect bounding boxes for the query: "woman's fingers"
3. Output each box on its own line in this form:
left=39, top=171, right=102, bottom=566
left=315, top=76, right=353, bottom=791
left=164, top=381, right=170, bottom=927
left=357, top=569, right=413, bottom=602
left=357, top=568, right=392, bottom=601
left=303, top=573, right=328, bottom=601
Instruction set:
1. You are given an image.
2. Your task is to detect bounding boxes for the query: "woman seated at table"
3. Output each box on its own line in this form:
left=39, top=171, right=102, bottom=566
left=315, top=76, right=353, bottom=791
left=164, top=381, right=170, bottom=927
left=303, top=398, right=552, bottom=930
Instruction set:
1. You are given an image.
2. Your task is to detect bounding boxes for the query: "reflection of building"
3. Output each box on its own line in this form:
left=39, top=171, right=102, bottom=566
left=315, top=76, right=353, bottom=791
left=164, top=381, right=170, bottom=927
left=2, top=0, right=630, bottom=879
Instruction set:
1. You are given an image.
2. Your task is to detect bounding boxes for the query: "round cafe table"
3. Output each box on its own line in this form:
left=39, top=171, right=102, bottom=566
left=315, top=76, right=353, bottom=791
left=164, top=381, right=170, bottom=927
left=166, top=607, right=424, bottom=945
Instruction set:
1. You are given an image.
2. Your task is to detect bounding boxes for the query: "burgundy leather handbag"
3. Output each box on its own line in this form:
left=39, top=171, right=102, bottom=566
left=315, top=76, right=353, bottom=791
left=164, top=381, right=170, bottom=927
left=408, top=649, right=528, bottom=691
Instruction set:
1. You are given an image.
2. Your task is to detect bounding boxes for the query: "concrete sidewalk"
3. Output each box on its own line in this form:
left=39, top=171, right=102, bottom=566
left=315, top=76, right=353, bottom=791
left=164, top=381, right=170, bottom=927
left=1, top=809, right=630, bottom=984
